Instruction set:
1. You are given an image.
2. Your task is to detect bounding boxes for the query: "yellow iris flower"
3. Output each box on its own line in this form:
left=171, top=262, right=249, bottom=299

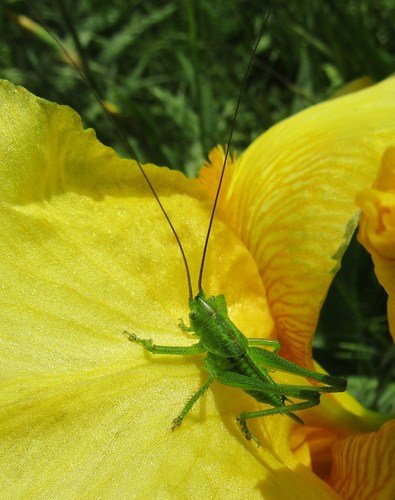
left=358, top=147, right=395, bottom=342
left=0, top=77, right=394, bottom=498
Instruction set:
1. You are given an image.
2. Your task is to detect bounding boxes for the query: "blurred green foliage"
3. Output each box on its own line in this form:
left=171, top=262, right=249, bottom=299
left=1, top=0, right=394, bottom=413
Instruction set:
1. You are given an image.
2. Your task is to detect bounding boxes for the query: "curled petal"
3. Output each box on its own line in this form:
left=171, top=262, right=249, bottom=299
left=357, top=147, right=395, bottom=340
left=329, top=420, right=395, bottom=499
left=200, top=78, right=395, bottom=366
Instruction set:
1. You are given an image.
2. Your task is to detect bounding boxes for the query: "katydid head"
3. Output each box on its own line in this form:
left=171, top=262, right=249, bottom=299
left=188, top=292, right=207, bottom=335
left=188, top=292, right=228, bottom=334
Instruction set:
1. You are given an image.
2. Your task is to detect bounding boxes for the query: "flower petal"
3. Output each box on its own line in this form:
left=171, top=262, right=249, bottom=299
left=329, top=420, right=395, bottom=499
left=2, top=368, right=344, bottom=499
left=199, top=78, right=395, bottom=366
left=290, top=377, right=391, bottom=483
left=357, top=147, right=395, bottom=341
left=0, top=81, right=338, bottom=497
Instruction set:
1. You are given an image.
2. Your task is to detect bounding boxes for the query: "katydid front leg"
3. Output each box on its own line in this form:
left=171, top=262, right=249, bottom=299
left=123, top=331, right=205, bottom=356
left=237, top=399, right=320, bottom=446
left=178, top=318, right=194, bottom=333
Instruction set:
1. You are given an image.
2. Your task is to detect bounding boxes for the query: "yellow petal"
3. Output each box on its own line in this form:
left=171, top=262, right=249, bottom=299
left=0, top=80, right=340, bottom=497
left=199, top=77, right=395, bottom=367
left=290, top=380, right=391, bottom=484
left=357, top=147, right=395, bottom=341
left=272, top=360, right=389, bottom=485
left=329, top=420, right=395, bottom=499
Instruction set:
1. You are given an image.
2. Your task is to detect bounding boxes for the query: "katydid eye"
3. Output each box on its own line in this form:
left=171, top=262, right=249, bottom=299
left=189, top=312, right=197, bottom=320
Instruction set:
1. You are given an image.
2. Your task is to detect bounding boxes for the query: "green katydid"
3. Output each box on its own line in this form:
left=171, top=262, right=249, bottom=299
left=25, top=2, right=347, bottom=446
left=125, top=292, right=346, bottom=445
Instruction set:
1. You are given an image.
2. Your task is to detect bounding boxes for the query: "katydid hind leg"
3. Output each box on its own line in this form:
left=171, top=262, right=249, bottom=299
left=249, top=347, right=347, bottom=392
left=247, top=338, right=281, bottom=353
left=238, top=399, right=320, bottom=446
left=210, top=366, right=330, bottom=399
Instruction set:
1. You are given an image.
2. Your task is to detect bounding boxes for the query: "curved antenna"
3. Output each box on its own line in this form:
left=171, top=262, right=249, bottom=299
left=198, top=8, right=273, bottom=292
left=23, top=0, right=193, bottom=300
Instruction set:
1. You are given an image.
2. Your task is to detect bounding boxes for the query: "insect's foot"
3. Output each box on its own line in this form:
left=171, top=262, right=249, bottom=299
left=171, top=416, right=183, bottom=431
left=123, top=331, right=153, bottom=350
left=237, top=416, right=250, bottom=438
left=250, top=433, right=261, bottom=447
left=237, top=417, right=261, bottom=447
left=243, top=428, right=261, bottom=447
left=178, top=318, right=192, bottom=333
left=123, top=330, right=137, bottom=341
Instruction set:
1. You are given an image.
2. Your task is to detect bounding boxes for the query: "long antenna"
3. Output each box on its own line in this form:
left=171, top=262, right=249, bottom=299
left=22, top=0, right=193, bottom=300
left=197, top=8, right=272, bottom=293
